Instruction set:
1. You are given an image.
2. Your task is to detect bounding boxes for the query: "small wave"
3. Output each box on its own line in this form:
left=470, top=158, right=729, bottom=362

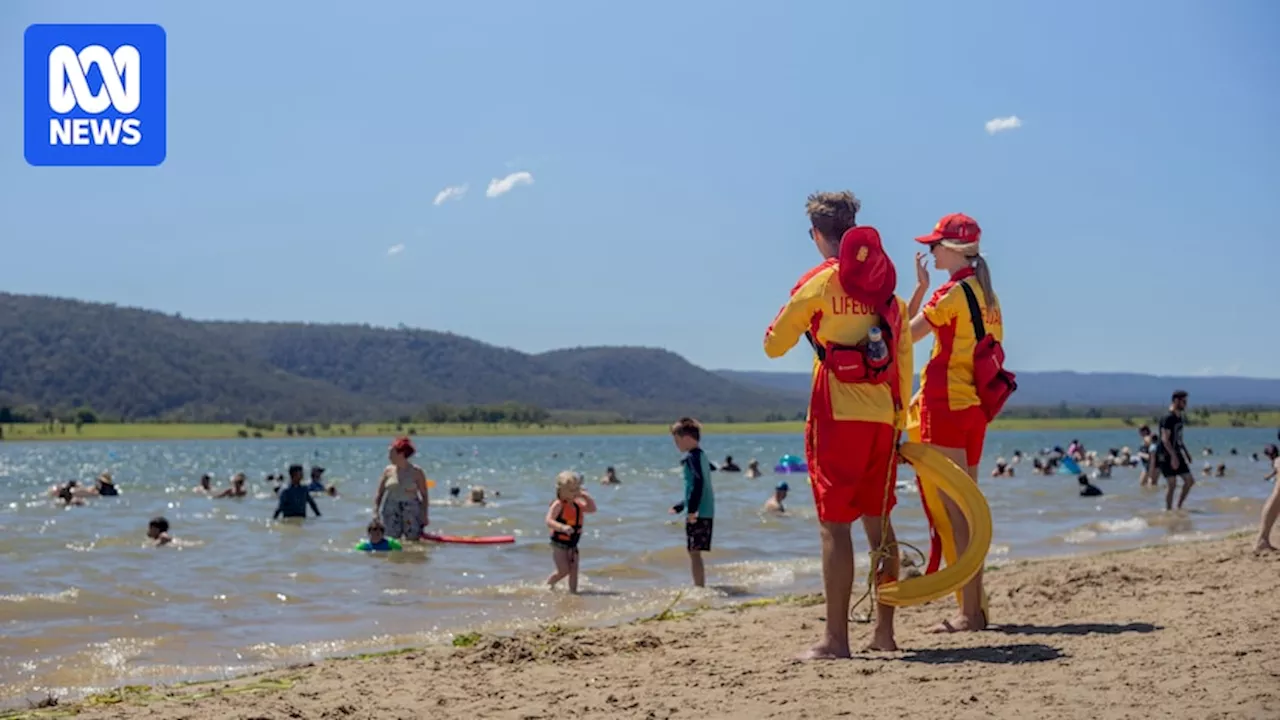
left=0, top=587, right=80, bottom=603
left=1063, top=516, right=1149, bottom=544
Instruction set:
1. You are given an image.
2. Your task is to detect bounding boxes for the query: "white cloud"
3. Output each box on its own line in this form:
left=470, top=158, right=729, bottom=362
left=386, top=243, right=405, bottom=256
left=984, top=115, right=1022, bottom=135
left=433, top=184, right=467, bottom=206
left=486, top=171, right=534, bottom=198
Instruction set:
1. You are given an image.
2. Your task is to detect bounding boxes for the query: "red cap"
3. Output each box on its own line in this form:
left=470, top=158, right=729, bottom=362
left=837, top=226, right=896, bottom=308
left=915, top=213, right=981, bottom=246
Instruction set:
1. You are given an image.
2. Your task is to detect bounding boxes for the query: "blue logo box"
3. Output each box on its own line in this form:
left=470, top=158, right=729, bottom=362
left=24, top=23, right=167, bottom=167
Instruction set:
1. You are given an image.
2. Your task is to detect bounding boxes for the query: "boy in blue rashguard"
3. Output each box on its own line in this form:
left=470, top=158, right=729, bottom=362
left=669, top=417, right=715, bottom=588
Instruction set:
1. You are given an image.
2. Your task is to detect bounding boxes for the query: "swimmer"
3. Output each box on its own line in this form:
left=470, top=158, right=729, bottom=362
left=745, top=459, right=762, bottom=479
left=1095, top=459, right=1112, bottom=479
left=990, top=458, right=1014, bottom=478
left=195, top=474, right=214, bottom=493
left=1203, top=446, right=1213, bottom=456
left=1010, top=450, right=1023, bottom=465
left=214, top=473, right=247, bottom=498
left=448, top=486, right=462, bottom=501
left=356, top=519, right=402, bottom=552
left=601, top=466, right=621, bottom=485
left=1214, top=463, right=1226, bottom=478
left=147, top=516, right=173, bottom=546
left=763, top=481, right=788, bottom=513
left=307, top=466, right=327, bottom=492
left=51, top=480, right=85, bottom=506
left=720, top=456, right=742, bottom=473
left=275, top=465, right=321, bottom=520
left=1230, top=447, right=1238, bottom=456
left=94, top=472, right=119, bottom=496
left=1079, top=475, right=1103, bottom=497
left=466, top=487, right=487, bottom=506
left=546, top=471, right=597, bottom=593
left=1253, top=445, right=1279, bottom=553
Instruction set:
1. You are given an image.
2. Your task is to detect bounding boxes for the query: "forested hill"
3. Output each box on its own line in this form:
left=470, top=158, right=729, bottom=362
left=0, top=293, right=801, bottom=423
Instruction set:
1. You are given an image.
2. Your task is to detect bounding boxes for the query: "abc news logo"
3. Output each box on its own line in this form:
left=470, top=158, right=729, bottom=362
left=24, top=24, right=166, bottom=167
left=48, top=44, right=143, bottom=146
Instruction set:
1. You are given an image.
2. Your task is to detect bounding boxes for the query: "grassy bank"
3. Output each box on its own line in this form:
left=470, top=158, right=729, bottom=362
left=1, top=411, right=1277, bottom=442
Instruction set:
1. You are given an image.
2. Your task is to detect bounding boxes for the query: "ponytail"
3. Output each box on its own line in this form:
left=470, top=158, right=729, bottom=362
left=971, top=253, right=996, bottom=309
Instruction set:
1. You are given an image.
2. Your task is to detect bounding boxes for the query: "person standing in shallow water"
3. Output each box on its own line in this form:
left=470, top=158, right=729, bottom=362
left=373, top=436, right=430, bottom=540
left=907, top=212, right=1001, bottom=634
left=1156, top=390, right=1195, bottom=511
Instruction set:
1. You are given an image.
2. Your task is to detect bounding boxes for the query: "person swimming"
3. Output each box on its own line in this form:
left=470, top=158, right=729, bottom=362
left=601, top=466, right=621, bottom=485
left=1079, top=475, right=1103, bottom=497
left=990, top=458, right=1014, bottom=478
left=195, top=474, right=214, bottom=493
left=215, top=473, right=248, bottom=498
left=762, top=481, right=788, bottom=513
left=720, top=456, right=742, bottom=473
left=356, top=519, right=402, bottom=552
left=467, top=486, right=487, bottom=506
left=745, top=459, right=762, bottom=479
left=95, top=472, right=119, bottom=496
left=147, top=516, right=173, bottom=546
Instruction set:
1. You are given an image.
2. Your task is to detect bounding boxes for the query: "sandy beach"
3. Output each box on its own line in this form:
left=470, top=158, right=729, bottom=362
left=12, top=534, right=1271, bottom=720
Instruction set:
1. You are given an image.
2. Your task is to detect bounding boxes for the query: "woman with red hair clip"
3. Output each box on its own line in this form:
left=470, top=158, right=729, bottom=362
left=373, top=436, right=431, bottom=540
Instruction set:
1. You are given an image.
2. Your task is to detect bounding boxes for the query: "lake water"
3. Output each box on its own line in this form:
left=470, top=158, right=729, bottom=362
left=1, top=428, right=1276, bottom=702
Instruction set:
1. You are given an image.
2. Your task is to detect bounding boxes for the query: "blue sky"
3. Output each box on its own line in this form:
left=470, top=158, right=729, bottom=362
left=2, top=1, right=1277, bottom=378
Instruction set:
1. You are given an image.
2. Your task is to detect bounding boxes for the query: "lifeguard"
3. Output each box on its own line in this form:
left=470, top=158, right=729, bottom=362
left=764, top=191, right=913, bottom=657
left=907, top=211, right=1013, bottom=633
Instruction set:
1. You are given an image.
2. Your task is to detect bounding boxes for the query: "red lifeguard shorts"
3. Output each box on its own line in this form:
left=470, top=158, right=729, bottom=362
left=919, top=403, right=987, bottom=467
left=805, top=418, right=898, bottom=524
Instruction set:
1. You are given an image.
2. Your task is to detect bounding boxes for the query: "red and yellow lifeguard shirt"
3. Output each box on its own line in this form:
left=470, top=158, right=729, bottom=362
left=764, top=259, right=913, bottom=427
left=920, top=267, right=1004, bottom=412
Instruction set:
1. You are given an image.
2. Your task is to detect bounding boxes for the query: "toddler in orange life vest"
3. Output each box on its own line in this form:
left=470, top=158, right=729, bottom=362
left=545, top=471, right=597, bottom=594
left=763, top=191, right=913, bottom=658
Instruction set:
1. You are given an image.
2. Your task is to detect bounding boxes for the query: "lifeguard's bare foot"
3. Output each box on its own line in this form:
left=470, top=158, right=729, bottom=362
left=1254, top=540, right=1277, bottom=553
left=797, top=641, right=851, bottom=660
left=863, top=631, right=898, bottom=652
left=928, top=614, right=986, bottom=634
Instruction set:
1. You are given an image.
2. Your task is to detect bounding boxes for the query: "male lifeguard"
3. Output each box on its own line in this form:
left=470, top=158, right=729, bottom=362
left=764, top=191, right=912, bottom=657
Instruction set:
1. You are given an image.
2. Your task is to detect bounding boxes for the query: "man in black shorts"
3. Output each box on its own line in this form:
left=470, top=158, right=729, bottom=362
left=1156, top=390, right=1195, bottom=510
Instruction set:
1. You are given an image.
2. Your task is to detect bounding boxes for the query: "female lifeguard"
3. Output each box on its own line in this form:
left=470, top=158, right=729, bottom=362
left=907, top=212, right=1002, bottom=633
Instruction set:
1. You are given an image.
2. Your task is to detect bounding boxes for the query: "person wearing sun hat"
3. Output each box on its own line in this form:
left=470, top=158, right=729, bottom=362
left=95, top=471, right=119, bottom=496
left=906, top=212, right=1004, bottom=634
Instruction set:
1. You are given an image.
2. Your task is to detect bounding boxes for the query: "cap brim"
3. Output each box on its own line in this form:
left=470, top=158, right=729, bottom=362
left=915, top=232, right=943, bottom=245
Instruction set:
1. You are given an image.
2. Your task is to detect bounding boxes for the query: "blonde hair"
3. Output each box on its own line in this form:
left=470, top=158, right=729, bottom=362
left=943, top=240, right=997, bottom=309
left=555, top=471, right=583, bottom=497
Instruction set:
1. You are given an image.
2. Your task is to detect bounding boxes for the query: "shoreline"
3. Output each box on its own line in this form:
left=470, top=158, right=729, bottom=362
left=8, top=532, right=1277, bottom=720
left=3, top=413, right=1278, bottom=443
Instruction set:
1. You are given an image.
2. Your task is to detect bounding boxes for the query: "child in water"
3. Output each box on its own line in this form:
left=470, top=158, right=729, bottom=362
left=545, top=471, right=597, bottom=593
left=669, top=417, right=715, bottom=588
left=356, top=519, right=402, bottom=552
left=147, top=516, right=173, bottom=546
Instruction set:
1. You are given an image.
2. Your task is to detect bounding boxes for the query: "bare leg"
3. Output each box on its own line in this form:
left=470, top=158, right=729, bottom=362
left=1176, top=473, right=1195, bottom=509
left=567, top=548, right=580, bottom=594
left=1255, top=481, right=1280, bottom=552
left=546, top=547, right=571, bottom=589
left=798, top=521, right=854, bottom=660
left=689, top=550, right=705, bottom=588
left=926, top=448, right=986, bottom=633
left=1165, top=475, right=1176, bottom=511
left=861, top=516, right=898, bottom=651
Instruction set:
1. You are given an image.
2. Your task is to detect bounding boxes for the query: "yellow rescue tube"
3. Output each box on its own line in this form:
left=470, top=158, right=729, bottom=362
left=876, top=441, right=993, bottom=608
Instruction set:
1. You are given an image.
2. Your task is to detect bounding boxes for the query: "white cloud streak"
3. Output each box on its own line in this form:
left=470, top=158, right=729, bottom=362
left=386, top=243, right=405, bottom=256
left=486, top=171, right=534, bottom=198
left=433, top=184, right=468, bottom=206
left=984, top=115, right=1022, bottom=135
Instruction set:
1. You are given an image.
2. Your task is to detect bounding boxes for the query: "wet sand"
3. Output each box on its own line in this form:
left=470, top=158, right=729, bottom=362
left=30, top=535, right=1280, bottom=720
